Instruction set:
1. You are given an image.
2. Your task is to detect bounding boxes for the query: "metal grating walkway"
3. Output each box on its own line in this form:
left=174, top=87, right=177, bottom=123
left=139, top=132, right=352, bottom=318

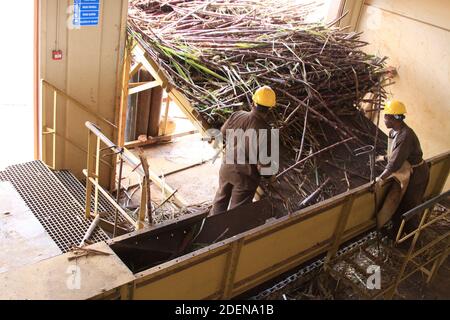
left=0, top=161, right=109, bottom=253
left=53, top=170, right=132, bottom=226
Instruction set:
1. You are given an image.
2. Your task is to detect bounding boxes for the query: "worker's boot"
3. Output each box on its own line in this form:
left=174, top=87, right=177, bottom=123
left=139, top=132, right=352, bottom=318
left=379, top=221, right=395, bottom=241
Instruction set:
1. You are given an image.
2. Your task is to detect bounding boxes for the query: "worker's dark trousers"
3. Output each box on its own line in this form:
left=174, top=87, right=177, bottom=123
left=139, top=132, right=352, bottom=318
left=392, top=163, right=430, bottom=236
left=211, top=182, right=257, bottom=215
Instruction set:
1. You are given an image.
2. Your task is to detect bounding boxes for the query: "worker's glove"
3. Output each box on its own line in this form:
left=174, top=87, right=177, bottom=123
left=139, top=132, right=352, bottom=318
left=375, top=155, right=387, bottom=163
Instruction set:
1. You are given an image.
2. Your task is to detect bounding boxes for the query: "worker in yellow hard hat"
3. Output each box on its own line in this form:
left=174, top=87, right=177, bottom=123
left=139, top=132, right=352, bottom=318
left=376, top=100, right=430, bottom=238
left=210, top=86, right=277, bottom=215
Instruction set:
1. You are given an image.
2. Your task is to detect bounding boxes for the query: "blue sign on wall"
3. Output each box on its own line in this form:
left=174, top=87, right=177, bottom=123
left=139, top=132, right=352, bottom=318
left=73, top=0, right=100, bottom=27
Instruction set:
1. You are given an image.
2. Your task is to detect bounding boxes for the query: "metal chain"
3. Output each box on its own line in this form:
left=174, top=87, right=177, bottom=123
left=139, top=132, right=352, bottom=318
left=250, top=231, right=377, bottom=300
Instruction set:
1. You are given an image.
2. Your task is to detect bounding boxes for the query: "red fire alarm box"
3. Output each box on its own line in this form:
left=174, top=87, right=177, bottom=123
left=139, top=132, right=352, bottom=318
left=52, top=50, right=63, bottom=61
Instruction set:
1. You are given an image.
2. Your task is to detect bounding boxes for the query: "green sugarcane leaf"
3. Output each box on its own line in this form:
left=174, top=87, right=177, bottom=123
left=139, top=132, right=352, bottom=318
left=185, top=59, right=229, bottom=82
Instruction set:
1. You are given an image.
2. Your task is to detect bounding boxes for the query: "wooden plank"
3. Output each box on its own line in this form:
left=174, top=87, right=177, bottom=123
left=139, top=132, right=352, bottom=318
left=132, top=43, right=210, bottom=135
left=135, top=70, right=152, bottom=138
left=124, top=130, right=198, bottom=149
left=129, top=62, right=142, bottom=78
left=111, top=1, right=130, bottom=190
left=133, top=44, right=167, bottom=88
left=117, top=45, right=132, bottom=147
left=148, top=86, right=163, bottom=137
left=128, top=81, right=160, bottom=95
left=162, top=96, right=171, bottom=135
left=129, top=81, right=150, bottom=88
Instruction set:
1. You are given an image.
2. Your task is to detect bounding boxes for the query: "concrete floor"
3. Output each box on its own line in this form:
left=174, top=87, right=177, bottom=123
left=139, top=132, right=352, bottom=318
left=0, top=181, right=61, bottom=274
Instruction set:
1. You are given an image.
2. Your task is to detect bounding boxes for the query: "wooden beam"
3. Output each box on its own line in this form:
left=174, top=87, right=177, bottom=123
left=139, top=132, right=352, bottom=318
left=129, top=62, right=142, bottom=78
left=138, top=150, right=152, bottom=228
left=128, top=81, right=149, bottom=88
left=110, top=0, right=130, bottom=192
left=128, top=81, right=160, bottom=95
left=132, top=43, right=210, bottom=136
left=133, top=44, right=167, bottom=88
left=124, top=130, right=198, bottom=149
left=162, top=96, right=171, bottom=135
left=117, top=45, right=132, bottom=147
left=149, top=86, right=163, bottom=137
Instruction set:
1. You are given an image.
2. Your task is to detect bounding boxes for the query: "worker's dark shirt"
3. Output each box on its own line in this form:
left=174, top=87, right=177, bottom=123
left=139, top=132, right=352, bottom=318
left=219, top=109, right=272, bottom=189
left=384, top=123, right=424, bottom=177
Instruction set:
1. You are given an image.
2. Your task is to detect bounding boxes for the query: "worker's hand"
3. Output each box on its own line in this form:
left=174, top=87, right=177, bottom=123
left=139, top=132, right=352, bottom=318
left=201, top=136, right=215, bottom=144
left=375, top=175, right=387, bottom=187
left=375, top=155, right=386, bottom=163
left=262, top=175, right=277, bottom=185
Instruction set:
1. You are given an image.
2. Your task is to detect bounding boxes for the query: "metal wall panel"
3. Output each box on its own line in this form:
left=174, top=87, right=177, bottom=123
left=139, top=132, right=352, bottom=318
left=40, top=0, right=128, bottom=186
left=358, top=0, right=450, bottom=189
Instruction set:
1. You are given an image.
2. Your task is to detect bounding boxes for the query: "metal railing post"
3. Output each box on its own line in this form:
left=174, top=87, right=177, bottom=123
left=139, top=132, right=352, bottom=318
left=52, top=89, right=57, bottom=169
left=85, top=131, right=96, bottom=219
left=94, top=136, right=101, bottom=216
left=387, top=208, right=430, bottom=299
left=42, top=93, right=47, bottom=165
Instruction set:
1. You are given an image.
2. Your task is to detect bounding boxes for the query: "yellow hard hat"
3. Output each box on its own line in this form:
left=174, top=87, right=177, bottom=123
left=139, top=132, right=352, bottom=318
left=253, top=86, right=277, bottom=108
left=384, top=100, right=407, bottom=115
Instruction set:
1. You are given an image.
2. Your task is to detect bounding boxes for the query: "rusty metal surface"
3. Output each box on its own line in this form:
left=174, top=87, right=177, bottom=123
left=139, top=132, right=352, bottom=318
left=195, top=199, right=275, bottom=244
left=110, top=210, right=209, bottom=273
left=110, top=199, right=274, bottom=273
left=0, top=161, right=108, bottom=252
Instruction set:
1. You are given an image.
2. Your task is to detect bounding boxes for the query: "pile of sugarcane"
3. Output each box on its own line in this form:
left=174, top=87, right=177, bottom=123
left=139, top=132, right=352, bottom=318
left=128, top=0, right=390, bottom=213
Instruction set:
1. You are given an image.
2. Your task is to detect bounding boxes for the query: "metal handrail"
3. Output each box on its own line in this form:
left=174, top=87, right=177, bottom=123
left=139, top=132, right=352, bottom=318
left=85, top=121, right=144, bottom=176
left=40, top=79, right=115, bottom=170
left=402, top=189, right=450, bottom=221
left=84, top=121, right=186, bottom=235
left=42, top=80, right=117, bottom=129
left=84, top=121, right=145, bottom=233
